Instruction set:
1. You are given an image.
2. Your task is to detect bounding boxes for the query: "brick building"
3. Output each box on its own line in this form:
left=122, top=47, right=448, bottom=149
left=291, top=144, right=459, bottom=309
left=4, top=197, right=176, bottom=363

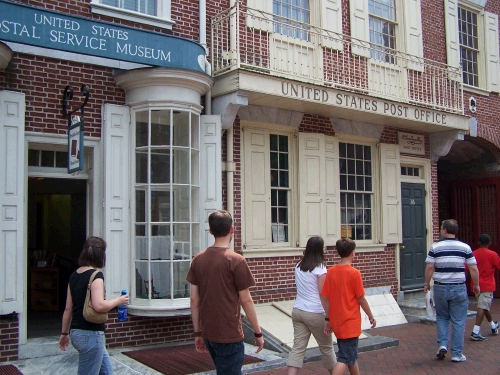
left=1, top=0, right=500, bottom=363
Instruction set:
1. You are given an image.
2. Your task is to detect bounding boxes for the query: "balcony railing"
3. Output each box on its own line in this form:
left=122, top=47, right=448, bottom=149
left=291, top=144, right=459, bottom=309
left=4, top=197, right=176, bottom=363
left=211, top=2, right=464, bottom=115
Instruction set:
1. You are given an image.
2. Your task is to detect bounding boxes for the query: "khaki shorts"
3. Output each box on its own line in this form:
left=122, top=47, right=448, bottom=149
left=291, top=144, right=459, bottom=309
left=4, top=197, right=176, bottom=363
left=477, top=292, right=494, bottom=310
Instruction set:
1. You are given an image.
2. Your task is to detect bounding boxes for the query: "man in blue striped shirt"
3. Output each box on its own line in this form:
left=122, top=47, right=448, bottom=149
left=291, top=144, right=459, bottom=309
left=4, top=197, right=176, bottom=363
left=424, top=219, right=480, bottom=363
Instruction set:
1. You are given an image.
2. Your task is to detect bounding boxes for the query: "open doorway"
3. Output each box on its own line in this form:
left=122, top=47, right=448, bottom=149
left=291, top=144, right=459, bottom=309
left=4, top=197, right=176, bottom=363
left=27, top=177, right=87, bottom=338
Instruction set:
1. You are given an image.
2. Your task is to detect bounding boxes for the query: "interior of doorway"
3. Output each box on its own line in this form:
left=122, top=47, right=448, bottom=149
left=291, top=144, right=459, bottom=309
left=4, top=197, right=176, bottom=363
left=27, top=177, right=87, bottom=338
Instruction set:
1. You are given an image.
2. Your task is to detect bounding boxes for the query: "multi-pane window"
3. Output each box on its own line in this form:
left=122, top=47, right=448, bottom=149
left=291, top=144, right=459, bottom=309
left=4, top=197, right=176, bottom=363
left=101, top=0, right=157, bottom=16
left=270, top=134, right=289, bottom=243
left=134, top=109, right=200, bottom=301
left=339, top=143, right=373, bottom=241
left=401, top=166, right=420, bottom=177
left=273, top=0, right=310, bottom=40
left=28, top=149, right=67, bottom=168
left=369, top=0, right=397, bottom=63
left=458, top=7, right=479, bottom=87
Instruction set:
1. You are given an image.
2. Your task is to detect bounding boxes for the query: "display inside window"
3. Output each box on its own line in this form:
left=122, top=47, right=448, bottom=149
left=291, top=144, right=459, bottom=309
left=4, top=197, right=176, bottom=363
left=339, top=143, right=373, bottom=241
left=134, top=109, right=199, bottom=300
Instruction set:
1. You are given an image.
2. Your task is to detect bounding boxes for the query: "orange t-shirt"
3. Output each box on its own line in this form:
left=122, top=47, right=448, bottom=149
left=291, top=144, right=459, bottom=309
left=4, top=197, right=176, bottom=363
left=321, top=264, right=365, bottom=339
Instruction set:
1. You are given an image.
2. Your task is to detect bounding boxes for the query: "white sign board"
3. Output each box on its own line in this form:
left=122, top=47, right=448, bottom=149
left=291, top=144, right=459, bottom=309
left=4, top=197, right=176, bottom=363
left=68, top=115, right=84, bottom=173
left=398, top=132, right=425, bottom=155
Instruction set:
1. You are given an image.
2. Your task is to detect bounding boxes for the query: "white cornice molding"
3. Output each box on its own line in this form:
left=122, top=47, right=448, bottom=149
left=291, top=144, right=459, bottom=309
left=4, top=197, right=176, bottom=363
left=430, top=130, right=465, bottom=162
left=0, top=42, right=13, bottom=70
left=114, top=68, right=213, bottom=105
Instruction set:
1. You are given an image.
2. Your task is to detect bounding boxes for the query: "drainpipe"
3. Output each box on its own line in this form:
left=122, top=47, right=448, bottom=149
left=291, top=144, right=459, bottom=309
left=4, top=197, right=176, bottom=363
left=199, top=0, right=212, bottom=114
left=227, top=126, right=234, bottom=250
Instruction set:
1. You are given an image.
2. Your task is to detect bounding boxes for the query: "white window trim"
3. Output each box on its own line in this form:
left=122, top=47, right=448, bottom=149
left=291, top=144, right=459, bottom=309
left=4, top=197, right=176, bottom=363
left=338, top=136, right=380, bottom=245
left=90, top=1, right=174, bottom=30
left=241, top=122, right=298, bottom=251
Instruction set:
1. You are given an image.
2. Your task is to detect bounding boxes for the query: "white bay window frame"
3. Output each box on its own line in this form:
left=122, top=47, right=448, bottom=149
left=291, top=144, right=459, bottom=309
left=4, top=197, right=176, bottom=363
left=90, top=0, right=174, bottom=29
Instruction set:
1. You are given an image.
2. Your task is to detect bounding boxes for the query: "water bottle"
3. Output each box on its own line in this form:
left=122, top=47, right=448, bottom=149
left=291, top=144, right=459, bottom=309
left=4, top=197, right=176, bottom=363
left=117, top=289, right=127, bottom=322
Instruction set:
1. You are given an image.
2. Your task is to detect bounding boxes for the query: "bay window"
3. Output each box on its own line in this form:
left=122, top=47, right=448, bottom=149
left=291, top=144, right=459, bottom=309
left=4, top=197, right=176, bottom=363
left=134, top=109, right=200, bottom=302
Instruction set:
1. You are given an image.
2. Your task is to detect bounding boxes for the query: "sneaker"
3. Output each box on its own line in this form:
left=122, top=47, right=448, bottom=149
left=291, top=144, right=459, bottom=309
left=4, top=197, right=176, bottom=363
left=492, top=321, right=500, bottom=335
left=436, top=346, right=447, bottom=359
left=452, top=354, right=467, bottom=362
left=470, top=332, right=488, bottom=341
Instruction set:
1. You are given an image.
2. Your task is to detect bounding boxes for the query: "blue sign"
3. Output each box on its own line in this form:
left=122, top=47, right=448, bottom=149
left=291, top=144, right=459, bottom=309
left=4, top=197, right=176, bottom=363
left=0, top=0, right=206, bottom=72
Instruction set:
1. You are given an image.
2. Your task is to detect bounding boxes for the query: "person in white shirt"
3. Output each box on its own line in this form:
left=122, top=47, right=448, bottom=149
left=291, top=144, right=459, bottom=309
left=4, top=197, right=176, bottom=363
left=287, top=236, right=337, bottom=375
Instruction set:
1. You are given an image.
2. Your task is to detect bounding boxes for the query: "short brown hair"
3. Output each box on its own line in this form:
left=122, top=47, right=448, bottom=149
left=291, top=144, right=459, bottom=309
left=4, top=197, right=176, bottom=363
left=336, top=237, right=356, bottom=258
left=78, top=236, right=107, bottom=268
left=209, top=210, right=233, bottom=238
left=442, top=219, right=459, bottom=235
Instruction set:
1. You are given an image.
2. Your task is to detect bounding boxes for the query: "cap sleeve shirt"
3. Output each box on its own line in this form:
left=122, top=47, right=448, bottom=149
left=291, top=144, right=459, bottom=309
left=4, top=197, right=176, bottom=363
left=293, top=263, right=327, bottom=313
left=186, top=247, right=255, bottom=343
left=425, top=238, right=476, bottom=283
left=321, top=265, right=365, bottom=339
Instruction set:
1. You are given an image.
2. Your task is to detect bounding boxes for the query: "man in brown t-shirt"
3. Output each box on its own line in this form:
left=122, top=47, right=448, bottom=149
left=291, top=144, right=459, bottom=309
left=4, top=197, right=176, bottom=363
left=186, top=210, right=264, bottom=374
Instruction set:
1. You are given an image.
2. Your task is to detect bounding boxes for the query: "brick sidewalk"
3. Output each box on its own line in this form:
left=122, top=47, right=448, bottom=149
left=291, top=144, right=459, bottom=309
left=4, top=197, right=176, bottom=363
left=250, top=298, right=500, bottom=375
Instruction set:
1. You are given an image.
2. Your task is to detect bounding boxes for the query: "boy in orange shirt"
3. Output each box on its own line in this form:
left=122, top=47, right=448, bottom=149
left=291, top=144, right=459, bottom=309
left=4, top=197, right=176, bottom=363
left=321, top=238, right=376, bottom=375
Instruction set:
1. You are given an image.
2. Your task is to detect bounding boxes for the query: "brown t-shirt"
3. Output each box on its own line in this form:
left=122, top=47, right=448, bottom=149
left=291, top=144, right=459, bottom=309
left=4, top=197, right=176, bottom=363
left=186, top=247, right=255, bottom=343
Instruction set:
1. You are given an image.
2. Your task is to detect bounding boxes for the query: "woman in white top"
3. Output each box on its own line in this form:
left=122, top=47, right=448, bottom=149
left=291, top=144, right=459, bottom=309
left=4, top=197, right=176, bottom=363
left=287, top=236, right=336, bottom=375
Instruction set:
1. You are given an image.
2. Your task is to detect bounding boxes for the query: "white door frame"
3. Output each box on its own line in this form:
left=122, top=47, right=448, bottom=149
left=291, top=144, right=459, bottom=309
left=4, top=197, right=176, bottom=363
left=21, top=132, right=101, bottom=345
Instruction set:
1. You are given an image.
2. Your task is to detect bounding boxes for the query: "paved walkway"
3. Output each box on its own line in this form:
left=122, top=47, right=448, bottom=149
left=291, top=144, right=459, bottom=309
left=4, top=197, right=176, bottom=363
left=3, top=298, right=500, bottom=374
left=250, top=298, right=500, bottom=375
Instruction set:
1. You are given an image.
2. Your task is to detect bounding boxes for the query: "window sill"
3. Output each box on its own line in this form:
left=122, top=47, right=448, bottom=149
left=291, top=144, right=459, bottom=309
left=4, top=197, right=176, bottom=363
left=128, top=304, right=191, bottom=317
left=242, top=247, right=305, bottom=258
left=463, top=85, right=491, bottom=97
left=242, top=243, right=387, bottom=258
left=91, top=4, right=174, bottom=30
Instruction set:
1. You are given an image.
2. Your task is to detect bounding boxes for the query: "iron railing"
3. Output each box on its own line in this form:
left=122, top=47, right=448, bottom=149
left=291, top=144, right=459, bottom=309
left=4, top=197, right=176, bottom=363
left=211, top=2, right=464, bottom=115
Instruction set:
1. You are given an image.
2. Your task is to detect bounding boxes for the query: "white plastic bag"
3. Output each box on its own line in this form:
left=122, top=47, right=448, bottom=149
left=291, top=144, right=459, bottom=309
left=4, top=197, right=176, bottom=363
left=425, top=289, right=436, bottom=321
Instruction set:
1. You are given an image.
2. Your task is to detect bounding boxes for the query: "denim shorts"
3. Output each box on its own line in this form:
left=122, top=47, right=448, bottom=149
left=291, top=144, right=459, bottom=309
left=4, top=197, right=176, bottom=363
left=336, top=337, right=359, bottom=366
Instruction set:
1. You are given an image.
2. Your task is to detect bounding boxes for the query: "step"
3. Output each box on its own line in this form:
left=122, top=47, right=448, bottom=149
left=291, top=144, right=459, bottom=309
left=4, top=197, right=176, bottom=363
left=398, top=297, right=476, bottom=324
left=19, top=335, right=77, bottom=359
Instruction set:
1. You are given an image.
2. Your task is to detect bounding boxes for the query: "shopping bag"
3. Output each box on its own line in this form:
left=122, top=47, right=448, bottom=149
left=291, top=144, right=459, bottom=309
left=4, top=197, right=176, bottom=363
left=425, top=289, right=436, bottom=321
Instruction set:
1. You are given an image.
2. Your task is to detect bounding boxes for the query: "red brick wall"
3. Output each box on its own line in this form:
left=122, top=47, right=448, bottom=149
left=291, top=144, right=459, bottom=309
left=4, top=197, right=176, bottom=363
left=0, top=314, right=19, bottom=363
left=0, top=55, right=124, bottom=137
left=105, top=312, right=193, bottom=349
left=14, top=0, right=201, bottom=41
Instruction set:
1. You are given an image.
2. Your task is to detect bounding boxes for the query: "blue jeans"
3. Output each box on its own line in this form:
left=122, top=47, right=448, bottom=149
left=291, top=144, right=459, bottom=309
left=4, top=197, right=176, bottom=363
left=70, top=329, right=113, bottom=375
left=204, top=339, right=245, bottom=375
left=433, top=284, right=468, bottom=357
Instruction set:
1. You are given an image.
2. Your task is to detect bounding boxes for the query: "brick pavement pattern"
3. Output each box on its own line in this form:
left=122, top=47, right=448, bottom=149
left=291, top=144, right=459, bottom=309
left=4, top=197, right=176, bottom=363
left=250, top=299, right=500, bottom=375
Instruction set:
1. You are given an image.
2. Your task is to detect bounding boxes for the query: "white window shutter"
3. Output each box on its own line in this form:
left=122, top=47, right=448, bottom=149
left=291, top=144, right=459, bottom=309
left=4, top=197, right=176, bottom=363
left=246, top=0, right=274, bottom=32
left=380, top=143, right=402, bottom=244
left=485, top=12, right=500, bottom=93
left=299, top=133, right=325, bottom=247
left=103, top=104, right=131, bottom=297
left=243, top=127, right=271, bottom=247
left=200, top=115, right=222, bottom=251
left=404, top=0, right=424, bottom=72
left=444, top=0, right=461, bottom=80
left=0, top=91, right=25, bottom=315
left=350, top=0, right=370, bottom=57
left=323, top=135, right=341, bottom=246
left=321, top=0, right=343, bottom=50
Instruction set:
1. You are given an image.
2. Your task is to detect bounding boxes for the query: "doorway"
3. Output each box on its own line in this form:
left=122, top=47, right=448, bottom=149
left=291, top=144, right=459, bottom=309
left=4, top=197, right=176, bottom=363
left=27, top=177, right=87, bottom=338
left=400, top=182, right=426, bottom=290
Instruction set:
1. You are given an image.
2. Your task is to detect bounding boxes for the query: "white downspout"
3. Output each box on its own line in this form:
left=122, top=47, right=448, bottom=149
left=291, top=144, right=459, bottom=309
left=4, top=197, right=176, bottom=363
left=227, top=127, right=234, bottom=250
left=200, top=0, right=212, bottom=115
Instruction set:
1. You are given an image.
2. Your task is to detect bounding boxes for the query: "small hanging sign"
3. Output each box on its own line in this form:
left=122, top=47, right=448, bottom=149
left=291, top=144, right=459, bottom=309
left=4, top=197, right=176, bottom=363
left=61, top=85, right=89, bottom=174
left=68, top=115, right=84, bottom=173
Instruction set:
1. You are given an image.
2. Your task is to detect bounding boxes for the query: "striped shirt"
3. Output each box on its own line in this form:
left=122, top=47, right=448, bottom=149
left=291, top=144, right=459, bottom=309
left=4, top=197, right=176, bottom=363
left=425, top=238, right=476, bottom=283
